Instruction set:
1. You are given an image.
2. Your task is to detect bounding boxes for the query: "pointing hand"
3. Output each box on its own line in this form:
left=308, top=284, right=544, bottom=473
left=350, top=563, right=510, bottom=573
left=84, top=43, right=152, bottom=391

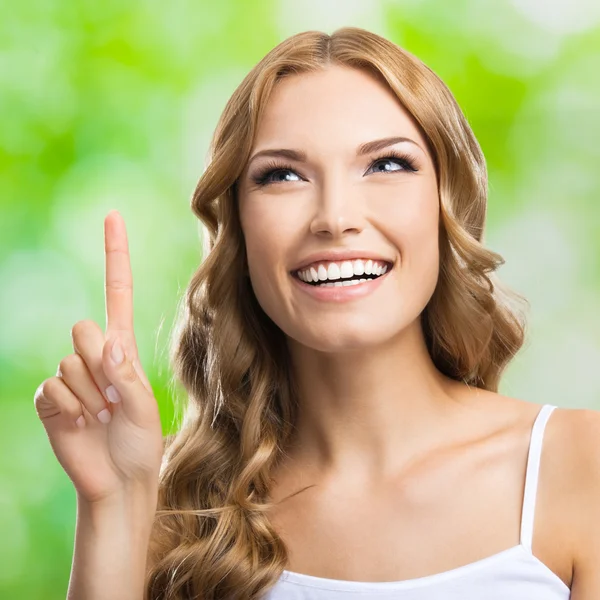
left=34, top=210, right=164, bottom=504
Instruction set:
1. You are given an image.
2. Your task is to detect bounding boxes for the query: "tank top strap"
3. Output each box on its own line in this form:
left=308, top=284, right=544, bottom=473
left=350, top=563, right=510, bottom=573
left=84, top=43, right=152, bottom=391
left=519, top=403, right=557, bottom=552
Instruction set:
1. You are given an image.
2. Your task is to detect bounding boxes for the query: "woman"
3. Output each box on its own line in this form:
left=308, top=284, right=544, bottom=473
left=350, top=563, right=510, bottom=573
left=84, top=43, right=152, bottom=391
left=34, top=26, right=597, bottom=599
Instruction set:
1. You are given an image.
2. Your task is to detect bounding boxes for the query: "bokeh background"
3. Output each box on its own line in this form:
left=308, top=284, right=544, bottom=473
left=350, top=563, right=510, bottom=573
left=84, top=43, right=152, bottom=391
left=1, top=0, right=599, bottom=597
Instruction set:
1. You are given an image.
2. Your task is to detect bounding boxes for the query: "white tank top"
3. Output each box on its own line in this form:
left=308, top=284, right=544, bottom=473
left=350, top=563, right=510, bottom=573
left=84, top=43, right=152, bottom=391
left=264, top=404, right=571, bottom=599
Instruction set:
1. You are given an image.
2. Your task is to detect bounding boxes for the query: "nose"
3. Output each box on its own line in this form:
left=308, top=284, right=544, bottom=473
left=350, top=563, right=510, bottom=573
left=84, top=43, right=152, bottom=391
left=309, top=172, right=365, bottom=238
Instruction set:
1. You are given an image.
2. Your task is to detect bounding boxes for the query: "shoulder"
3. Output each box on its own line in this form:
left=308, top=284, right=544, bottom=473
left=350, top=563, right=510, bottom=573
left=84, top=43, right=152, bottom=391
left=545, top=405, right=600, bottom=595
left=546, top=405, right=600, bottom=487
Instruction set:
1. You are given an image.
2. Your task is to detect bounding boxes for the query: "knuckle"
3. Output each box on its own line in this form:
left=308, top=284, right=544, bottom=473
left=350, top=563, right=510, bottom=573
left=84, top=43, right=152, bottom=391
left=71, top=319, right=99, bottom=341
left=38, top=377, right=62, bottom=401
left=105, top=280, right=132, bottom=293
left=120, top=362, right=138, bottom=384
left=34, top=377, right=82, bottom=422
left=58, top=353, right=83, bottom=376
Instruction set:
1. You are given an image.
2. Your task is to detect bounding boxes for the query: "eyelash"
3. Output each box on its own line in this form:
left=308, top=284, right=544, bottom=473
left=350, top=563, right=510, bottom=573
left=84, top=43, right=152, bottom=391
left=251, top=150, right=419, bottom=187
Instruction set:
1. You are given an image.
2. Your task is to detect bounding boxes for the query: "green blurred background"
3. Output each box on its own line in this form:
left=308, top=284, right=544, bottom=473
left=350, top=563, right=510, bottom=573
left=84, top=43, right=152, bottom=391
left=1, top=0, right=599, bottom=597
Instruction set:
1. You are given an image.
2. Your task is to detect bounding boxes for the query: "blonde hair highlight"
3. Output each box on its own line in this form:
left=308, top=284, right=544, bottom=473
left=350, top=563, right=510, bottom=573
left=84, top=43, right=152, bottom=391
left=145, top=26, right=528, bottom=600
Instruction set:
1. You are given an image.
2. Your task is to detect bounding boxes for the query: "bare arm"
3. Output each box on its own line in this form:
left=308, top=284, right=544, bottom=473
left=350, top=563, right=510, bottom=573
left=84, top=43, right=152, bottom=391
left=68, top=487, right=158, bottom=600
left=33, top=212, right=163, bottom=600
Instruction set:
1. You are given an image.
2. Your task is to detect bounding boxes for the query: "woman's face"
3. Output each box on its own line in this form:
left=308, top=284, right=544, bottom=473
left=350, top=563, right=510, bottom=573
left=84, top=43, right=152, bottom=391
left=237, top=65, right=440, bottom=352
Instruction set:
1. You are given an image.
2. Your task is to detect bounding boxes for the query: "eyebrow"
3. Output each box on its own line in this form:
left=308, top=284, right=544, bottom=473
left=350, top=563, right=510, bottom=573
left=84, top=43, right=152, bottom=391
left=246, top=135, right=425, bottom=168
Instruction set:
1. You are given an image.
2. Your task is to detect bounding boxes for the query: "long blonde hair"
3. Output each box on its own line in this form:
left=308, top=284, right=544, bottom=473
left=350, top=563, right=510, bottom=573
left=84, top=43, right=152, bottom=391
left=145, top=26, right=528, bottom=600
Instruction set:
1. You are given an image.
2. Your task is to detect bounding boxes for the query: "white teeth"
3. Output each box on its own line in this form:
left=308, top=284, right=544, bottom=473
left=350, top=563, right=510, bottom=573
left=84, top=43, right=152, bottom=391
left=316, top=279, right=369, bottom=287
left=297, top=258, right=390, bottom=283
left=352, top=259, right=364, bottom=276
left=340, top=261, right=354, bottom=279
left=327, top=263, right=341, bottom=280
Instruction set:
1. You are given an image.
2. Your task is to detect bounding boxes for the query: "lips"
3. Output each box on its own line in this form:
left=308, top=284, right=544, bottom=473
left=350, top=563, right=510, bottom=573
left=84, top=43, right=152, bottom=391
left=290, top=261, right=391, bottom=302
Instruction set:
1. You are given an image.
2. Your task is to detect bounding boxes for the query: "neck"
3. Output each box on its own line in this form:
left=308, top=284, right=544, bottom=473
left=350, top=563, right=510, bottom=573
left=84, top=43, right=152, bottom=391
left=284, top=319, right=475, bottom=481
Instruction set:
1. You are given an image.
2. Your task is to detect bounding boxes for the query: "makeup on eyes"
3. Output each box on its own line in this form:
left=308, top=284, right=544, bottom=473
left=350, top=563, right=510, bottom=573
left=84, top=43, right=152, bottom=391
left=250, top=150, right=420, bottom=187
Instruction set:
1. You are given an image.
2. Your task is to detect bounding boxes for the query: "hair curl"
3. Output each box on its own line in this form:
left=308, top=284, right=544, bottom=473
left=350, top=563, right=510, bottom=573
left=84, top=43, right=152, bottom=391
left=144, top=26, right=529, bottom=600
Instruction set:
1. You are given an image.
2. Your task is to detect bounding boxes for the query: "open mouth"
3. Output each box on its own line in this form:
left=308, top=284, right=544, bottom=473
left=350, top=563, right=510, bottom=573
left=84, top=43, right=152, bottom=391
left=292, top=261, right=393, bottom=287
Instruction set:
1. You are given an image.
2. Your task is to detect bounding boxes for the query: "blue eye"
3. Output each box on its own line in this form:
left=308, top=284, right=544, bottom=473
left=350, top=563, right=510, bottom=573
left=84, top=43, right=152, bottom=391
left=368, top=156, right=412, bottom=174
left=251, top=150, right=419, bottom=187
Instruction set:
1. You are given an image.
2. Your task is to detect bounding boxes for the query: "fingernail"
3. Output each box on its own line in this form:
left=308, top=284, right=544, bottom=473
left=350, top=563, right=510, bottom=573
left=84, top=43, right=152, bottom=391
left=97, top=408, right=112, bottom=424
left=111, top=337, right=124, bottom=364
left=75, top=415, right=85, bottom=428
left=105, top=385, right=121, bottom=404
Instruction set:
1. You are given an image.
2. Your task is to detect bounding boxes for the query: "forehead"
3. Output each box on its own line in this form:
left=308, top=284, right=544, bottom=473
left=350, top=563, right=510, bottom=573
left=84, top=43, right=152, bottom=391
left=250, top=65, right=428, bottom=154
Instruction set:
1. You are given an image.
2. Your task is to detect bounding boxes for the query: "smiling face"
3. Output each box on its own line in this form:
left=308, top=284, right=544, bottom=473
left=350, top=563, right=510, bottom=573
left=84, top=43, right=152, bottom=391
left=237, top=65, right=441, bottom=352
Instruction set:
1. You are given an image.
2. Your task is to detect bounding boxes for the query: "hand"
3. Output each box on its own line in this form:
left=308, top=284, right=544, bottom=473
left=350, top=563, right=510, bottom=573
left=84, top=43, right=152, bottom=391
left=34, top=210, right=164, bottom=504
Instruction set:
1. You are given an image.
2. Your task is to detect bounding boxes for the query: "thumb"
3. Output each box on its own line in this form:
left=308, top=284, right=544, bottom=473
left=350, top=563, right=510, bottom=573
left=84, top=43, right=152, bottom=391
left=102, top=335, right=155, bottom=424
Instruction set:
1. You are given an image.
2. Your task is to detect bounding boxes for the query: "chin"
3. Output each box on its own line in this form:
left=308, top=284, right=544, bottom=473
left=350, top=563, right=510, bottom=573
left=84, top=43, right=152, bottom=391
left=284, top=319, right=408, bottom=354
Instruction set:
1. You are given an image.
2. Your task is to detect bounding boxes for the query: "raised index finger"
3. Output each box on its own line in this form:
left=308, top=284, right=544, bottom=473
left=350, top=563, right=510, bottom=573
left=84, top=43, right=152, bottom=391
left=104, top=210, right=134, bottom=334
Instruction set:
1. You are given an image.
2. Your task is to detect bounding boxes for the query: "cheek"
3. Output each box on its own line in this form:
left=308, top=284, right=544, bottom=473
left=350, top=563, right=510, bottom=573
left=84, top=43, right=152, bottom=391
left=380, top=184, right=440, bottom=299
left=241, top=199, right=273, bottom=267
left=376, top=179, right=438, bottom=230
left=376, top=181, right=439, bottom=255
left=241, top=196, right=301, bottom=257
left=241, top=196, right=308, bottom=305
left=242, top=214, right=290, bottom=315
left=408, top=217, right=441, bottom=306
left=245, top=239, right=280, bottom=310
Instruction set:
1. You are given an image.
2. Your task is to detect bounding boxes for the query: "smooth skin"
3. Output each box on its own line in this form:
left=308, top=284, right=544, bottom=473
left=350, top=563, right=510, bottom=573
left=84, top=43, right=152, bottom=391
left=34, top=66, right=600, bottom=598
left=34, top=210, right=164, bottom=599
left=237, top=65, right=600, bottom=597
